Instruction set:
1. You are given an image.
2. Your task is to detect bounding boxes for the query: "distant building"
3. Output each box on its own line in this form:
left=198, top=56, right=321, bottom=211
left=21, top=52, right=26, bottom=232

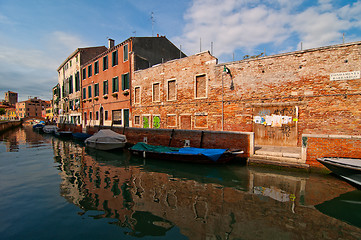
left=5, top=91, right=18, bottom=106
left=16, top=97, right=50, bottom=119
left=52, top=84, right=60, bottom=122
left=5, top=107, right=17, bottom=120
left=57, top=46, right=108, bottom=125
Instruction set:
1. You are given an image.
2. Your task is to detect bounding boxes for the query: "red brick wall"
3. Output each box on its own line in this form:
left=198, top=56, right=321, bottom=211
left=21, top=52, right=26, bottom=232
left=304, top=135, right=361, bottom=167
left=86, top=126, right=251, bottom=157
left=131, top=42, right=361, bottom=148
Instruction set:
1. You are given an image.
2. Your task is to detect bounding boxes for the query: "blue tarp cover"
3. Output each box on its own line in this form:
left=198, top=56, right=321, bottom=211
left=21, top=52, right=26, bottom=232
left=177, top=147, right=227, bottom=162
left=131, top=142, right=227, bottom=162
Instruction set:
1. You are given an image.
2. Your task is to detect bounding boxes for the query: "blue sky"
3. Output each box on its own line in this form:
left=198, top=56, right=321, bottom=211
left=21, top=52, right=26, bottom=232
left=0, top=0, right=361, bottom=101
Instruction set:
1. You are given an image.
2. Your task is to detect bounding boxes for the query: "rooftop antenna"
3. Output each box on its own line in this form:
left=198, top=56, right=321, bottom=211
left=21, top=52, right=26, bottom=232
left=151, top=12, right=155, bottom=37
left=200, top=38, right=202, bottom=52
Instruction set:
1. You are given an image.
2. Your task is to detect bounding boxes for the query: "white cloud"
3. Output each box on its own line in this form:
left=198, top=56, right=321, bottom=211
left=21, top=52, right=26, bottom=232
left=46, top=31, right=90, bottom=54
left=291, top=8, right=350, bottom=49
left=0, top=31, right=89, bottom=101
left=175, top=0, right=361, bottom=60
left=174, top=0, right=291, bottom=58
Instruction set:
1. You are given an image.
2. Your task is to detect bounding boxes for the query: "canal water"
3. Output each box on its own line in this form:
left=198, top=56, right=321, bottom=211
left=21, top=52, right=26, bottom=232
left=1, top=126, right=361, bottom=240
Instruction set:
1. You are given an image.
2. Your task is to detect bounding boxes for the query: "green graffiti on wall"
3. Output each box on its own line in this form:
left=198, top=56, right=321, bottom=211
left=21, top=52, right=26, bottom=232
left=143, top=117, right=149, bottom=128
left=153, top=116, right=160, bottom=129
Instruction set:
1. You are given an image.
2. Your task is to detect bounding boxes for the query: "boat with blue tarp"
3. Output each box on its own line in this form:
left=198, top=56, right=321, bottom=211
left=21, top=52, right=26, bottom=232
left=129, top=142, right=243, bottom=164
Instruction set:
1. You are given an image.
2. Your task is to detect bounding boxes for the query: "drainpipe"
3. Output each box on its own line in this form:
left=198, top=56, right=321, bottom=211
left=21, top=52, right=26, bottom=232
left=221, top=71, right=224, bottom=131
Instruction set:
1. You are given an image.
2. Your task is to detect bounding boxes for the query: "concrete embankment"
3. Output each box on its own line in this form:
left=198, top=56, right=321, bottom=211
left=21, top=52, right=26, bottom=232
left=0, top=121, right=22, bottom=134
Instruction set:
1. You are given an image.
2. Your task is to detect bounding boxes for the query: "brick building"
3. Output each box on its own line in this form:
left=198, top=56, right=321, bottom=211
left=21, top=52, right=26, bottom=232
left=16, top=97, right=51, bottom=119
left=81, top=36, right=186, bottom=128
left=131, top=41, right=361, bottom=163
left=5, top=91, right=18, bottom=106
left=57, top=46, right=107, bottom=125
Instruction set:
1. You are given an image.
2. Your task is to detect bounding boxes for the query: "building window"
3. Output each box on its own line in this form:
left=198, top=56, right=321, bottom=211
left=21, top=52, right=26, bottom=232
left=112, top=77, right=119, bottom=93
left=112, top=109, right=122, bottom=124
left=123, top=44, right=128, bottom=62
left=82, top=68, right=86, bottom=80
left=195, top=74, right=207, bottom=98
left=152, top=83, right=160, bottom=102
left=94, top=61, right=99, bottom=75
left=96, top=111, right=99, bottom=120
left=94, top=83, right=99, bottom=97
left=88, top=65, right=92, bottom=77
left=69, top=76, right=73, bottom=94
left=103, top=80, right=108, bottom=95
left=167, top=79, right=176, bottom=101
left=75, top=72, right=80, bottom=92
left=83, top=87, right=86, bottom=99
left=112, top=50, right=118, bottom=66
left=90, top=112, right=92, bottom=120
left=105, top=110, right=108, bottom=120
left=88, top=85, right=92, bottom=98
left=167, top=114, right=177, bottom=127
left=103, top=56, right=108, bottom=71
left=121, top=73, right=129, bottom=90
left=134, top=86, right=140, bottom=104
left=153, top=116, right=160, bottom=129
left=134, top=115, right=140, bottom=125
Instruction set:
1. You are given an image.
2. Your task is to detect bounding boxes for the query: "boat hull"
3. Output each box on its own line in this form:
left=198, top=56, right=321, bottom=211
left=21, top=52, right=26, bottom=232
left=85, top=141, right=126, bottom=150
left=42, top=125, right=58, bottom=134
left=130, top=148, right=236, bottom=164
left=317, top=157, right=361, bottom=187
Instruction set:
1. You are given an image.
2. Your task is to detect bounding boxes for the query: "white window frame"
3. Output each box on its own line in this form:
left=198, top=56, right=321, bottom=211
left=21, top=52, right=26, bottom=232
left=152, top=82, right=161, bottom=103
left=167, top=79, right=177, bottom=101
left=194, top=73, right=208, bottom=99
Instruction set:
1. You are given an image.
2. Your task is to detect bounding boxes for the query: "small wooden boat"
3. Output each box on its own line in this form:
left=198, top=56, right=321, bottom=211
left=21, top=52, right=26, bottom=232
left=32, top=123, right=44, bottom=129
left=85, top=129, right=127, bottom=150
left=55, top=130, right=73, bottom=138
left=72, top=132, right=92, bottom=141
left=42, top=125, right=58, bottom=134
left=317, top=157, right=361, bottom=187
left=129, top=142, right=244, bottom=164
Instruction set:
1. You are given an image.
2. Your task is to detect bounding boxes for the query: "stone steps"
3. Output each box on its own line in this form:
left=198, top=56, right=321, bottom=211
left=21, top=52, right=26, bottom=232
left=248, top=145, right=309, bottom=169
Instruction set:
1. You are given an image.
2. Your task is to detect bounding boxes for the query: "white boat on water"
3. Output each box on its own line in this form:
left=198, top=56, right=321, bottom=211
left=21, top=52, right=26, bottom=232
left=85, top=129, right=127, bottom=150
left=42, top=125, right=58, bottom=134
left=317, top=157, right=361, bottom=187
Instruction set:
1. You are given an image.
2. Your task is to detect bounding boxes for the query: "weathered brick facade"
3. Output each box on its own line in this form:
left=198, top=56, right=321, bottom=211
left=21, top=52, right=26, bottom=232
left=131, top=42, right=361, bottom=165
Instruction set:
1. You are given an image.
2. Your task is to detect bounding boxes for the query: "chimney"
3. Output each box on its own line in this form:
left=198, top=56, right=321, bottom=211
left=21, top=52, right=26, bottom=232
left=108, top=38, right=115, bottom=49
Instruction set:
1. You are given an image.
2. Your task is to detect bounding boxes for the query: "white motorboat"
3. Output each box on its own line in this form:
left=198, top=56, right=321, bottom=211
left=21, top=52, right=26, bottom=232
left=85, top=129, right=127, bottom=150
left=42, top=125, right=58, bottom=134
left=317, top=157, right=361, bottom=187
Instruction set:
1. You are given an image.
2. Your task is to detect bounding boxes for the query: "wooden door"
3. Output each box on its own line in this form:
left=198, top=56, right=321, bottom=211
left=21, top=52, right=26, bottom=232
left=253, top=106, right=298, bottom=146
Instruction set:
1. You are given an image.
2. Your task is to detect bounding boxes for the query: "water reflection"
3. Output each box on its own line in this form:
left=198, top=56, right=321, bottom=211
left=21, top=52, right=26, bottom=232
left=49, top=134, right=361, bottom=240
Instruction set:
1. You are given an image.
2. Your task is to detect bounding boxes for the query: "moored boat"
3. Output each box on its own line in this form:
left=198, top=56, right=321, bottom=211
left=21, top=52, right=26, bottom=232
left=42, top=125, right=58, bottom=134
left=72, top=132, right=92, bottom=141
left=129, top=142, right=243, bottom=164
left=32, top=123, right=44, bottom=130
left=54, top=130, right=73, bottom=138
left=317, top=157, right=361, bottom=187
left=85, top=129, right=127, bottom=150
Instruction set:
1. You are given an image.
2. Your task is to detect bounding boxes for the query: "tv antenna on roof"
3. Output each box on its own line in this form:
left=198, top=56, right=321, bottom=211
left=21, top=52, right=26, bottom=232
left=151, top=12, right=155, bottom=37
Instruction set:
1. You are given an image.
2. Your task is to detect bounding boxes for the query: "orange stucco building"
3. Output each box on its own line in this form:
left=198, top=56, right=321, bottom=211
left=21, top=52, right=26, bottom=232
left=81, top=36, right=185, bottom=128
